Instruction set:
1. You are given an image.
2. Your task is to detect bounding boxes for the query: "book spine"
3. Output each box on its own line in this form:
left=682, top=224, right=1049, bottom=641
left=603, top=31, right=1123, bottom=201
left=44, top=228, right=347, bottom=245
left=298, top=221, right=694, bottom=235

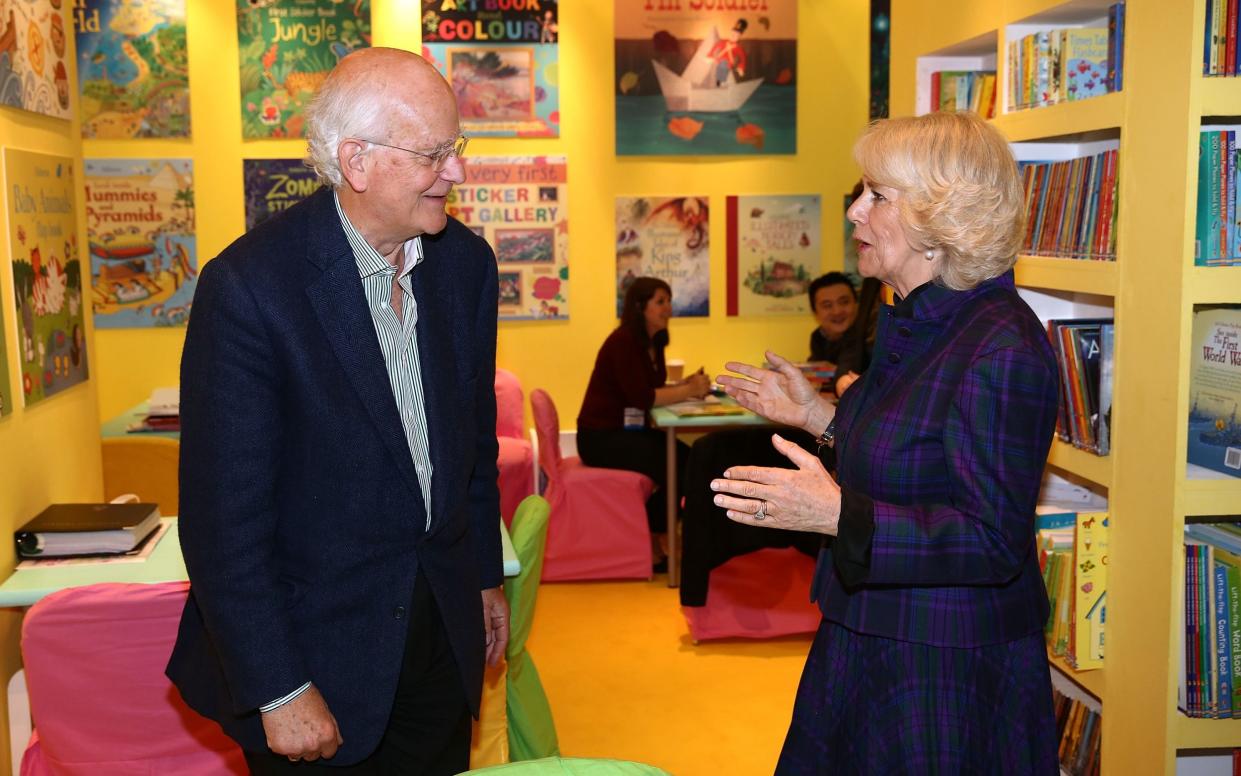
left=1216, top=558, right=1233, bottom=718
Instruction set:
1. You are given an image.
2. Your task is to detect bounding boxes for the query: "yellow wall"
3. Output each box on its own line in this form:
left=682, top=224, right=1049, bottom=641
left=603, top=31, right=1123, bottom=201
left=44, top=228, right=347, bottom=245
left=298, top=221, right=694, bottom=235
left=91, top=0, right=871, bottom=426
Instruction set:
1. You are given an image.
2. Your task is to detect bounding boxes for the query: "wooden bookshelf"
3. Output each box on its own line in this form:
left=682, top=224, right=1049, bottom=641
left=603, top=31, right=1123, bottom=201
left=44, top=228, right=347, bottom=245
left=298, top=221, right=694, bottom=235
left=1048, top=438, right=1112, bottom=488
left=1015, top=256, right=1118, bottom=296
left=1048, top=647, right=1106, bottom=700
left=893, top=1, right=1237, bottom=773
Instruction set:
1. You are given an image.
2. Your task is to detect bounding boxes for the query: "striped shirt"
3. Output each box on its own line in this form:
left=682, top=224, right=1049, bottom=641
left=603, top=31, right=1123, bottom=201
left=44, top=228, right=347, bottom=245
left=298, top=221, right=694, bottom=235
left=260, top=195, right=437, bottom=714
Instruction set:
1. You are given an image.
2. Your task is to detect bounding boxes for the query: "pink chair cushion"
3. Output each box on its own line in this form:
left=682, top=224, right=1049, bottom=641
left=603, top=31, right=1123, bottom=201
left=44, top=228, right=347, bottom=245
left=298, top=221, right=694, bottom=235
left=20, top=582, right=247, bottom=775
left=681, top=548, right=820, bottom=641
left=541, top=458, right=655, bottom=582
left=495, top=369, right=525, bottom=440
left=498, top=436, right=535, bottom=527
left=529, top=389, right=562, bottom=476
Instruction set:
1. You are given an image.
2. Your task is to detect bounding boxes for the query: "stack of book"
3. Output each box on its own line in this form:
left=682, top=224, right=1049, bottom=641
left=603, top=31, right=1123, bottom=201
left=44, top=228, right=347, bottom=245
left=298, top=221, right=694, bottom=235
left=1195, top=127, right=1241, bottom=267
left=928, top=70, right=997, bottom=118
left=1019, top=148, right=1120, bottom=261
left=1047, top=319, right=1114, bottom=456
left=14, top=502, right=162, bottom=559
left=1054, top=683, right=1102, bottom=776
left=1040, top=503, right=1109, bottom=672
left=1181, top=523, right=1241, bottom=719
left=128, top=386, right=180, bottom=433
left=1204, top=0, right=1241, bottom=76
left=1006, top=5, right=1125, bottom=112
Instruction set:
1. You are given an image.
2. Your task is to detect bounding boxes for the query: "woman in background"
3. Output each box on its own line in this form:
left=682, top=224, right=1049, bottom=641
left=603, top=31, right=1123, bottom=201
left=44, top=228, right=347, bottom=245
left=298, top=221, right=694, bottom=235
left=577, top=277, right=711, bottom=570
left=712, top=111, right=1061, bottom=773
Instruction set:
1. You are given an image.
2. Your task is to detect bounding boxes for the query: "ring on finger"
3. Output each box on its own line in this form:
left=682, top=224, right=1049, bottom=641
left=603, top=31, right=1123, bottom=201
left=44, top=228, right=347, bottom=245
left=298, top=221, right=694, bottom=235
left=754, top=499, right=767, bottom=520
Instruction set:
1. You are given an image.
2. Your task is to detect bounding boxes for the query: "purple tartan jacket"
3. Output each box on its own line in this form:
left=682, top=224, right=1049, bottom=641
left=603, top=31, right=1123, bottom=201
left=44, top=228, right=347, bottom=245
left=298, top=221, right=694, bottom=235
left=812, top=270, right=1059, bottom=647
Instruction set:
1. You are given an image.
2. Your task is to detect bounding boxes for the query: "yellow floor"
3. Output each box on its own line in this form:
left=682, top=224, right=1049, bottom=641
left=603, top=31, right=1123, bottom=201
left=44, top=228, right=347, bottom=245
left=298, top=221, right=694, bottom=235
left=525, top=577, right=814, bottom=776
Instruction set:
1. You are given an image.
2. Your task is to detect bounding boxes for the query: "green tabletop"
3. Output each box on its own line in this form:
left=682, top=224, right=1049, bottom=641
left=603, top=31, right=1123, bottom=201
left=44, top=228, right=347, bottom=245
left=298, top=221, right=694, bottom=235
left=0, top=518, right=520, bottom=608
left=648, top=396, right=774, bottom=430
left=100, top=401, right=180, bottom=440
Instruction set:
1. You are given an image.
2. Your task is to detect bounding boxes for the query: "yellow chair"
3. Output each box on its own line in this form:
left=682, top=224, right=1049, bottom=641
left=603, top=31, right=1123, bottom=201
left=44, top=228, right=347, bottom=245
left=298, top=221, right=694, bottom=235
left=100, top=437, right=180, bottom=515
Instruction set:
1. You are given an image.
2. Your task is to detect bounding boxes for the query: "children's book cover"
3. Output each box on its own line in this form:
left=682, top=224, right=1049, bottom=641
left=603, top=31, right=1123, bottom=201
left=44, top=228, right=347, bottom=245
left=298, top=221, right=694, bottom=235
left=243, top=158, right=322, bottom=231
left=236, top=0, right=370, bottom=139
left=446, top=156, right=567, bottom=320
left=615, top=195, right=709, bottom=317
left=85, top=158, right=196, bottom=328
left=725, top=194, right=820, bottom=316
left=6, top=149, right=88, bottom=406
left=0, top=0, right=72, bottom=118
left=614, top=0, right=796, bottom=156
left=1061, top=28, right=1108, bottom=102
left=0, top=274, right=11, bottom=416
left=74, top=0, right=189, bottom=138
left=1188, top=306, right=1241, bottom=478
left=421, top=0, right=558, bottom=138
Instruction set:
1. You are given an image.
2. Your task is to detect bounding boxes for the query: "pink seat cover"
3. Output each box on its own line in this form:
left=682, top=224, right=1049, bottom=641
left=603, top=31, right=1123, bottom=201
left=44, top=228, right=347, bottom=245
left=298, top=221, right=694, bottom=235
left=496, top=370, right=535, bottom=525
left=681, top=548, right=821, bottom=641
left=530, top=389, right=654, bottom=581
left=495, top=369, right=526, bottom=440
left=20, top=582, right=247, bottom=775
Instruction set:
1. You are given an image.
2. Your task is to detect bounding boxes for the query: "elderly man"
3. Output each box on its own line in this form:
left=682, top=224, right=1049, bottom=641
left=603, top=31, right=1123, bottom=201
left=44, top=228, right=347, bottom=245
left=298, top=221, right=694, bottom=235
left=166, top=47, right=508, bottom=774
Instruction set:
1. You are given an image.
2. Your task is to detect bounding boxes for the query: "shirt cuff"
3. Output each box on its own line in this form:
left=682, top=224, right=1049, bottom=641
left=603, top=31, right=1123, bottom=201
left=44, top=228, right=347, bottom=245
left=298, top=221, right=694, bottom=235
left=832, top=486, right=876, bottom=588
left=260, top=681, right=311, bottom=713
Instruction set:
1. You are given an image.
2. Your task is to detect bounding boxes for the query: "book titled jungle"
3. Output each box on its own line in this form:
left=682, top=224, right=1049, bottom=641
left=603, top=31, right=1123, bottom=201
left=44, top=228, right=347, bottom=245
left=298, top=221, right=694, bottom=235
left=421, top=0, right=559, bottom=138
left=74, top=0, right=190, bottom=138
left=614, top=0, right=796, bottom=156
left=236, top=0, right=370, bottom=139
left=1189, top=307, right=1241, bottom=478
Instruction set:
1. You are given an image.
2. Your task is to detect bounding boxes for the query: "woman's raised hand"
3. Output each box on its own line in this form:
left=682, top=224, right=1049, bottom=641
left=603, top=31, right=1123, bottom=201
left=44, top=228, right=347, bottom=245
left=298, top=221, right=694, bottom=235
left=686, top=371, right=711, bottom=399
left=717, top=350, right=825, bottom=432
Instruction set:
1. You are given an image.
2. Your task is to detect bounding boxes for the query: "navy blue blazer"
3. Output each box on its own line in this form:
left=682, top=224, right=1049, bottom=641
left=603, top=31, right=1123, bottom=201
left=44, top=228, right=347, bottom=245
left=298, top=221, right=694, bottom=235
left=166, top=188, right=502, bottom=763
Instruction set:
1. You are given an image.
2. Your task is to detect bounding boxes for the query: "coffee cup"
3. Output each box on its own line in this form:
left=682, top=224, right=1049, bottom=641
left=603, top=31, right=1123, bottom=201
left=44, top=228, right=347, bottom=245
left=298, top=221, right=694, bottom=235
left=666, top=358, right=685, bottom=382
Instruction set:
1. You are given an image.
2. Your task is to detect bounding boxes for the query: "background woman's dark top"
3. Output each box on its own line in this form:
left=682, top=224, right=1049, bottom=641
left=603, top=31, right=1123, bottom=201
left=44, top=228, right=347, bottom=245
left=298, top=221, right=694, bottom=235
left=577, top=327, right=665, bottom=431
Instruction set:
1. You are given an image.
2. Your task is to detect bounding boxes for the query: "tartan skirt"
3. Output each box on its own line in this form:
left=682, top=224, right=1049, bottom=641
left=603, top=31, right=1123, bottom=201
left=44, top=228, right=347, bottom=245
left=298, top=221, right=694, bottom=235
left=775, top=619, right=1059, bottom=775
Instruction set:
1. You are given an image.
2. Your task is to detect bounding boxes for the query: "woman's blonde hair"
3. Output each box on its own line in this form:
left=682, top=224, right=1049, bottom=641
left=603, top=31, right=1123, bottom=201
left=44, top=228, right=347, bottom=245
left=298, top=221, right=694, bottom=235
left=853, top=111, right=1025, bottom=291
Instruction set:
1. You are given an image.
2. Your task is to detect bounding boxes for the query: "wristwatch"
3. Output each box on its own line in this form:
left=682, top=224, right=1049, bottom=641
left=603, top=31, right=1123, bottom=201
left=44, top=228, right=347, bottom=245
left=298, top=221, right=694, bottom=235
left=815, top=418, right=837, bottom=452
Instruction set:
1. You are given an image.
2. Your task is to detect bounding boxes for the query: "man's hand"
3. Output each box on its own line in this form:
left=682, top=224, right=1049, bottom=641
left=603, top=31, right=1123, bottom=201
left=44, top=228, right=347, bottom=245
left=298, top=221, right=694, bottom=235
left=260, top=685, right=343, bottom=762
left=481, top=586, right=510, bottom=666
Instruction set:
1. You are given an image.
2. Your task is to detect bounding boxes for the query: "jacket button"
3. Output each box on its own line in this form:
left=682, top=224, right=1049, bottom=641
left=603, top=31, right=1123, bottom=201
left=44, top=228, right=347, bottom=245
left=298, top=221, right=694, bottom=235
left=888, top=352, right=902, bottom=364
left=898, top=326, right=912, bottom=337
left=393, top=606, right=406, bottom=620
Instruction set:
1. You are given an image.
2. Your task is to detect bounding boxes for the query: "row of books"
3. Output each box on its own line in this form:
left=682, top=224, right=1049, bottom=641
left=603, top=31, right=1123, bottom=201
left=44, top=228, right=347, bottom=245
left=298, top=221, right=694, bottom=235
left=1019, top=148, right=1120, bottom=261
left=1038, top=498, right=1109, bottom=671
left=1048, top=319, right=1114, bottom=456
left=1006, top=6, right=1125, bottom=112
left=1188, top=307, right=1241, bottom=479
left=1204, top=0, right=1241, bottom=76
left=1196, top=128, right=1241, bottom=267
left=928, top=70, right=997, bottom=119
left=1181, top=524, right=1241, bottom=718
left=1053, top=684, right=1101, bottom=776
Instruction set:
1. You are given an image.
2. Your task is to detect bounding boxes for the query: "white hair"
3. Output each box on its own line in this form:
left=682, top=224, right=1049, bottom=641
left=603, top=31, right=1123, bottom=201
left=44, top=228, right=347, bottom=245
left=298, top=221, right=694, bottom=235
left=303, top=76, right=389, bottom=188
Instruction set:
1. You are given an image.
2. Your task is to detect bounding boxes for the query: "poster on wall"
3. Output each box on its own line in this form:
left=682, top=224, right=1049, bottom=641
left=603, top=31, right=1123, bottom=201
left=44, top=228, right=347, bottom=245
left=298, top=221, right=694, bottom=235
left=236, top=0, right=370, bottom=139
left=421, top=0, right=559, bottom=138
left=85, top=159, right=197, bottom=328
left=0, top=275, right=11, bottom=417
left=74, top=0, right=190, bottom=138
left=5, top=149, right=88, bottom=406
left=615, top=196, right=709, bottom=317
left=725, top=194, right=820, bottom=317
left=243, top=159, right=323, bottom=231
left=446, top=156, right=568, bottom=320
left=0, top=0, right=72, bottom=119
left=614, top=0, right=796, bottom=156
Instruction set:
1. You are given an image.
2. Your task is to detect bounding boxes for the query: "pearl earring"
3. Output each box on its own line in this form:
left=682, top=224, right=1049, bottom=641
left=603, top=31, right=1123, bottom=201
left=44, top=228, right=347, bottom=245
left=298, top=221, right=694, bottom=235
left=925, top=250, right=935, bottom=261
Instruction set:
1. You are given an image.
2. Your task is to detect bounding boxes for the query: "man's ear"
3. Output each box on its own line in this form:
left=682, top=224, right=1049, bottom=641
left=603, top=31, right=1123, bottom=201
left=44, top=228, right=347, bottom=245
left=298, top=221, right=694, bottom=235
left=338, top=139, right=370, bottom=193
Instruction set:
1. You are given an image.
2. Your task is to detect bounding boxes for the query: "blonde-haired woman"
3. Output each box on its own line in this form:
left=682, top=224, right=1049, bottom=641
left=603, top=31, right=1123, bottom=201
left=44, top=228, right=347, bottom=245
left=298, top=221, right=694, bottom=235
left=712, top=111, right=1061, bottom=773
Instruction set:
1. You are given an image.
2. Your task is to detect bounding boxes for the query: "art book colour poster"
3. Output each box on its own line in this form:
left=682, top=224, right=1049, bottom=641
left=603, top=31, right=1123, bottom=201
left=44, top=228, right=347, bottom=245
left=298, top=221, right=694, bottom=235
left=0, top=0, right=72, bottom=118
left=614, top=0, right=796, bottom=156
left=243, top=159, right=322, bottom=231
left=85, top=159, right=197, bottom=328
left=725, top=194, right=819, bottom=316
left=421, top=0, right=559, bottom=138
left=1188, top=306, right=1241, bottom=478
left=446, top=156, right=567, bottom=321
left=236, top=0, right=370, bottom=139
left=615, top=196, right=709, bottom=317
left=5, top=149, right=88, bottom=407
left=74, top=0, right=190, bottom=138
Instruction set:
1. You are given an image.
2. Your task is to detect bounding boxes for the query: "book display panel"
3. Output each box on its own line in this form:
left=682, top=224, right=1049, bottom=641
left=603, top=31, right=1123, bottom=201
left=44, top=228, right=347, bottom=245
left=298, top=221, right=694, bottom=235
left=888, top=0, right=1241, bottom=771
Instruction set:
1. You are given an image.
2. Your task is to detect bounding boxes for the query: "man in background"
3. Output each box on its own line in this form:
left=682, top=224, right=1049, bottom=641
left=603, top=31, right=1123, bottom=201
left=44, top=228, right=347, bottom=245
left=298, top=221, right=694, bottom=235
left=167, top=47, right=507, bottom=774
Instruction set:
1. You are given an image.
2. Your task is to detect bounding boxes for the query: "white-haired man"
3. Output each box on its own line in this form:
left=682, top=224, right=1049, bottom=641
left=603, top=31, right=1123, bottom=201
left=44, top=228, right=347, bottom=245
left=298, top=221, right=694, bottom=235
left=167, top=47, right=508, bottom=775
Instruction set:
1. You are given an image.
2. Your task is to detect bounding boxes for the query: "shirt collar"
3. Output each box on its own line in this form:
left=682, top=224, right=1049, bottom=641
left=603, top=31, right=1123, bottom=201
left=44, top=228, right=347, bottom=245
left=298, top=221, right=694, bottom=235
left=333, top=191, right=424, bottom=280
left=892, top=269, right=1016, bottom=321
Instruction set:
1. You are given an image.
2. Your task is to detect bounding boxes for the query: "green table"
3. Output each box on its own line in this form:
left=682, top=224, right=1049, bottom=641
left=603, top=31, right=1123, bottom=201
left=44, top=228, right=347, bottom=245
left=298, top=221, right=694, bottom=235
left=649, top=398, right=775, bottom=587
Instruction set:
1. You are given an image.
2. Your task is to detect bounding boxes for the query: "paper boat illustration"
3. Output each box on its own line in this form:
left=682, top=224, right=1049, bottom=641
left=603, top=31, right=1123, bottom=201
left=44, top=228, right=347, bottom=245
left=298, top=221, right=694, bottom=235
left=651, top=27, right=762, bottom=113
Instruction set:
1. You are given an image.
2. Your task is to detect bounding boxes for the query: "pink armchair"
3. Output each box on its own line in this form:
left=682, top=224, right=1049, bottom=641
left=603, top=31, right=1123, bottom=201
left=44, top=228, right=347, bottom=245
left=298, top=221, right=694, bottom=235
left=496, top=368, right=535, bottom=526
left=680, top=548, right=820, bottom=642
left=530, top=389, right=654, bottom=581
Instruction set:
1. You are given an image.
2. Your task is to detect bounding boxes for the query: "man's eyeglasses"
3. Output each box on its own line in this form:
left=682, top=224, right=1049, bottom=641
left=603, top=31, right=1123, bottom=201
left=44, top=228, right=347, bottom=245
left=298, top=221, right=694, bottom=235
left=360, top=135, right=469, bottom=172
